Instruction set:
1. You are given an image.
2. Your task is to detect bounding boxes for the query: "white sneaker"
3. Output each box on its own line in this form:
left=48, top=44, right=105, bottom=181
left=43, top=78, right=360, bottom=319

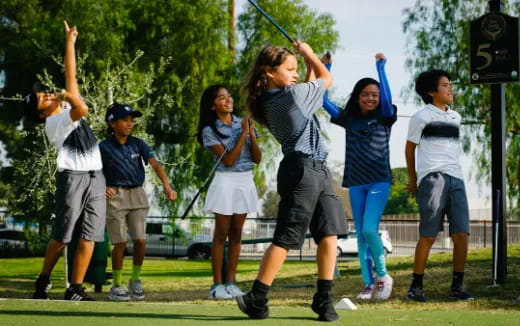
left=355, top=284, right=375, bottom=300
left=128, top=280, right=145, bottom=300
left=225, top=284, right=245, bottom=298
left=208, top=284, right=232, bottom=299
left=108, top=285, right=131, bottom=301
left=375, top=275, right=393, bottom=300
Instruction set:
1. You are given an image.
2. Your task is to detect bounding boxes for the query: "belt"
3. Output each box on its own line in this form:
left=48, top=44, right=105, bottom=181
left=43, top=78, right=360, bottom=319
left=113, top=185, right=141, bottom=189
left=283, top=151, right=326, bottom=168
left=58, top=169, right=100, bottom=177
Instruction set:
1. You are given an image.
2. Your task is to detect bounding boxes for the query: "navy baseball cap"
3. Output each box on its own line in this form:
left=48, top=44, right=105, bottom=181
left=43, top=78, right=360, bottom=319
left=105, top=103, right=143, bottom=122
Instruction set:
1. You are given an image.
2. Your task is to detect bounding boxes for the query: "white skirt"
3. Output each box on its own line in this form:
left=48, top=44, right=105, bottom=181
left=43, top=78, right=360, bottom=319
left=204, top=171, right=259, bottom=215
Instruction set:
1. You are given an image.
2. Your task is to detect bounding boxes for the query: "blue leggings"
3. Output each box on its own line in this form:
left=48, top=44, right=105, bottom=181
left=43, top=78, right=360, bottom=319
left=349, top=182, right=391, bottom=286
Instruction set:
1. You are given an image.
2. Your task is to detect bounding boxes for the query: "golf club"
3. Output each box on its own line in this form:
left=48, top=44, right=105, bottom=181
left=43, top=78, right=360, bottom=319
left=247, top=0, right=295, bottom=43
left=180, top=146, right=229, bottom=220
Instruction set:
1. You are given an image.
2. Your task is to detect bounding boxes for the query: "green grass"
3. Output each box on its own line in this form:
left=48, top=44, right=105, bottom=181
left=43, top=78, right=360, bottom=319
left=1, top=246, right=520, bottom=325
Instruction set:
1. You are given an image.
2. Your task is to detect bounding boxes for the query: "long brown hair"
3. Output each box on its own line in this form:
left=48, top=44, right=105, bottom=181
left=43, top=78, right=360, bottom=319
left=241, top=46, right=295, bottom=125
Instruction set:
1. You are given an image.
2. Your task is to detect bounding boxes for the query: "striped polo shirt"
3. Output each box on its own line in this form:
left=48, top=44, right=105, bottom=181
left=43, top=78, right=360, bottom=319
left=332, top=107, right=397, bottom=187
left=407, top=104, right=464, bottom=185
left=261, top=79, right=328, bottom=160
left=202, top=115, right=257, bottom=172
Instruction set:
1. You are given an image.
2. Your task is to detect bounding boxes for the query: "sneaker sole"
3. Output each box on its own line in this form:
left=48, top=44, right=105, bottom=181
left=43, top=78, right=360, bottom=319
left=236, top=296, right=268, bottom=319
left=108, top=295, right=131, bottom=301
left=130, top=294, right=145, bottom=300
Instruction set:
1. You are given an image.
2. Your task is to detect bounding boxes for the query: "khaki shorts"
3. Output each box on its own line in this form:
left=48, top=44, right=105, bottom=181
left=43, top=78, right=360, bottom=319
left=106, top=186, right=150, bottom=244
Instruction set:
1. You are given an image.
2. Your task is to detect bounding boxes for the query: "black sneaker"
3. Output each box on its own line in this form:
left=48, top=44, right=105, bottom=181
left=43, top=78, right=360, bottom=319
left=450, top=286, right=475, bottom=300
left=406, top=286, right=426, bottom=302
left=64, top=287, right=95, bottom=301
left=236, top=291, right=269, bottom=319
left=311, top=292, right=339, bottom=322
left=32, top=275, right=52, bottom=299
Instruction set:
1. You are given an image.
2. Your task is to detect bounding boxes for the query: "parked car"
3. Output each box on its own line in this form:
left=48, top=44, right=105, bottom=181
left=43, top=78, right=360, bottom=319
left=0, top=228, right=27, bottom=250
left=337, top=230, right=393, bottom=256
left=125, top=221, right=212, bottom=259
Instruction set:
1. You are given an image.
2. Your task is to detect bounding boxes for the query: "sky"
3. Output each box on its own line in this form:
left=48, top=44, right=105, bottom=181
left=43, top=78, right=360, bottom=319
left=235, top=0, right=492, bottom=210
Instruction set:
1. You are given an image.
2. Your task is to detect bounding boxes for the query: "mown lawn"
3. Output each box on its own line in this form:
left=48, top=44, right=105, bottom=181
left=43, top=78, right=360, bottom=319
left=0, top=245, right=519, bottom=325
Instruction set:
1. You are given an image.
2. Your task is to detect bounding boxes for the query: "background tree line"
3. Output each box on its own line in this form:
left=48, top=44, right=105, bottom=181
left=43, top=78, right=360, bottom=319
left=0, top=0, right=339, bottom=234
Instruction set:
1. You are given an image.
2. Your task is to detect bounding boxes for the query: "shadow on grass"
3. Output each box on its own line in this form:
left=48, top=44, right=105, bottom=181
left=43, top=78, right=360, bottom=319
left=0, top=310, right=316, bottom=322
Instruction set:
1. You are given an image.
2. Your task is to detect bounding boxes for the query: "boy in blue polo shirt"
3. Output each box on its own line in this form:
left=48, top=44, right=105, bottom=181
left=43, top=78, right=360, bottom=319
left=99, top=103, right=177, bottom=301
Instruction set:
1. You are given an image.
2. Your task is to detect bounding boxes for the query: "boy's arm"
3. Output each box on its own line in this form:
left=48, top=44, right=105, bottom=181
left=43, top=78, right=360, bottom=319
left=148, top=157, right=177, bottom=201
left=63, top=21, right=88, bottom=122
left=375, top=53, right=394, bottom=117
left=405, top=141, right=418, bottom=196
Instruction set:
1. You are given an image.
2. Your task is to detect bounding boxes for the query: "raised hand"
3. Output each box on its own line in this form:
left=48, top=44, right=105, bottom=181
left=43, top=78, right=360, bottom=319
left=293, top=41, right=315, bottom=59
left=375, top=52, right=386, bottom=62
left=64, top=21, right=78, bottom=43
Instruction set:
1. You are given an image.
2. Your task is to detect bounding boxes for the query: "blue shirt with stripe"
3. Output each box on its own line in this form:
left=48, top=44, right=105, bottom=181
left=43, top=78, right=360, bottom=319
left=332, top=108, right=397, bottom=187
left=99, top=136, right=155, bottom=187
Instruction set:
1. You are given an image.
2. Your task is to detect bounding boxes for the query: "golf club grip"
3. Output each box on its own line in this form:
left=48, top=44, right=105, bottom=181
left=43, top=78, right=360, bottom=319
left=248, top=0, right=295, bottom=43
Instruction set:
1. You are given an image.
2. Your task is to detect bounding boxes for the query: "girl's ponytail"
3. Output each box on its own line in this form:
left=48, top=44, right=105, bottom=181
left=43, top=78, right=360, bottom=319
left=242, top=46, right=295, bottom=126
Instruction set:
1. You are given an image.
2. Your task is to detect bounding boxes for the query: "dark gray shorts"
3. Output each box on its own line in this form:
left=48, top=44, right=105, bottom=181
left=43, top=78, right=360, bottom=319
left=417, top=172, right=469, bottom=237
left=53, top=170, right=106, bottom=243
left=273, top=153, right=348, bottom=250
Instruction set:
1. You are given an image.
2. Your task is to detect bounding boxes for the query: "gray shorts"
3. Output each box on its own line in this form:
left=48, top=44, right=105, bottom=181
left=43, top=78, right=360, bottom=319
left=417, top=172, right=469, bottom=237
left=273, top=153, right=348, bottom=250
left=53, top=170, right=106, bottom=243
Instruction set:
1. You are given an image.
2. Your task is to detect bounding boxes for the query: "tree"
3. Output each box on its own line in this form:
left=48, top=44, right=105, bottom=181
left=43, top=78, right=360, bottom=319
left=384, top=168, right=418, bottom=215
left=0, top=0, right=340, bottom=224
left=261, top=190, right=280, bottom=218
left=402, top=0, right=520, bottom=216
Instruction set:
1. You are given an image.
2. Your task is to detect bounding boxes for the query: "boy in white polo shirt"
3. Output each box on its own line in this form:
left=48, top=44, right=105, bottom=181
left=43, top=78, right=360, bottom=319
left=405, top=69, right=474, bottom=302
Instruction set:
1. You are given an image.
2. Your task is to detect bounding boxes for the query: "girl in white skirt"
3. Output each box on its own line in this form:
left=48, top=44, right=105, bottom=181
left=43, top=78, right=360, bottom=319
left=197, top=84, right=262, bottom=299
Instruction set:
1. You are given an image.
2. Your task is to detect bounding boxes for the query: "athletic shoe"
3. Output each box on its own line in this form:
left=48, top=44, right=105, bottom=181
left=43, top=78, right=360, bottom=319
left=32, top=275, right=52, bottom=299
left=450, top=286, right=475, bottom=300
left=375, top=275, right=394, bottom=300
left=406, top=286, right=426, bottom=302
left=208, top=284, right=232, bottom=299
left=226, top=284, right=245, bottom=298
left=128, top=280, right=145, bottom=300
left=108, top=285, right=131, bottom=301
left=236, top=291, right=269, bottom=319
left=64, top=287, right=95, bottom=301
left=311, top=292, right=339, bottom=322
left=355, top=284, right=375, bottom=300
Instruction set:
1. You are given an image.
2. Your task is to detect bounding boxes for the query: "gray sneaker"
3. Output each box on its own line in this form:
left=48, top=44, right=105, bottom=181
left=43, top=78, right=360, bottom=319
left=128, top=280, right=145, bottom=300
left=108, top=285, right=131, bottom=301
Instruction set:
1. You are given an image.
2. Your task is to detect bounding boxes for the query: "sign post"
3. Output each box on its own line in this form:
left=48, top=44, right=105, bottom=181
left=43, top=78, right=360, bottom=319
left=470, top=0, right=519, bottom=284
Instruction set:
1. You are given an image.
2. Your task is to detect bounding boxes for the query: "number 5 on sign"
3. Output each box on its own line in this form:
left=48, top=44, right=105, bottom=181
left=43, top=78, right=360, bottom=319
left=476, top=43, right=492, bottom=70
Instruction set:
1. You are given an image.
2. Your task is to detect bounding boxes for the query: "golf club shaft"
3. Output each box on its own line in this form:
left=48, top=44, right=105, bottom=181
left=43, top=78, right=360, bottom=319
left=248, top=0, right=295, bottom=43
left=180, top=147, right=228, bottom=220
